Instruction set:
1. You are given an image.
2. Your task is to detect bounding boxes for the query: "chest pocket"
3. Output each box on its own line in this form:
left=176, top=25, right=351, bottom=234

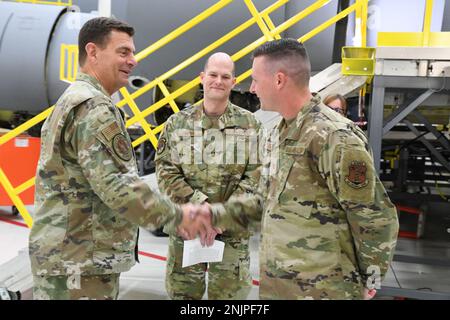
left=175, top=130, right=204, bottom=183
left=279, top=144, right=306, bottom=187
left=222, top=128, right=248, bottom=177
left=173, top=130, right=198, bottom=165
left=274, top=143, right=307, bottom=198
left=276, top=144, right=316, bottom=219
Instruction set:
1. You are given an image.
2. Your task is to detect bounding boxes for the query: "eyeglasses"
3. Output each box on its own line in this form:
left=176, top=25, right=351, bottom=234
left=328, top=106, right=345, bottom=115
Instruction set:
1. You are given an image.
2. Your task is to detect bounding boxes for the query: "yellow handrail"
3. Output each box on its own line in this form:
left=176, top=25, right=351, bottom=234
left=126, top=0, right=362, bottom=137
left=377, top=0, right=449, bottom=47
left=0, top=168, right=33, bottom=228
left=360, top=0, right=369, bottom=47
left=0, top=106, right=54, bottom=145
left=270, top=0, right=331, bottom=36
left=300, top=1, right=359, bottom=43
left=243, top=0, right=275, bottom=41
left=135, top=0, right=233, bottom=62
left=116, top=0, right=289, bottom=109
left=0, top=0, right=369, bottom=226
left=119, top=87, right=160, bottom=149
left=423, top=0, right=434, bottom=46
left=14, top=177, right=36, bottom=195
left=14, top=0, right=72, bottom=6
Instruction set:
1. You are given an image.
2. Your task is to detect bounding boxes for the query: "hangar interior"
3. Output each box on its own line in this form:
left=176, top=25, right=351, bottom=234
left=0, top=0, right=449, bottom=300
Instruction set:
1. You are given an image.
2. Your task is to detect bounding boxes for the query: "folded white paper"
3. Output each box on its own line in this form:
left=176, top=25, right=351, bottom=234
left=182, top=238, right=225, bottom=268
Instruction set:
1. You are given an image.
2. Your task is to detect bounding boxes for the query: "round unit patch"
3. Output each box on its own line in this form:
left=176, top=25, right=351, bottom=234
left=112, top=134, right=133, bottom=161
left=157, top=138, right=166, bottom=155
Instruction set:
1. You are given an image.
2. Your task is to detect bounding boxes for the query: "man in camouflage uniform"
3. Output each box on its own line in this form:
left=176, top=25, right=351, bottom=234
left=155, top=53, right=262, bottom=300
left=29, top=17, right=202, bottom=300
left=207, top=39, right=399, bottom=299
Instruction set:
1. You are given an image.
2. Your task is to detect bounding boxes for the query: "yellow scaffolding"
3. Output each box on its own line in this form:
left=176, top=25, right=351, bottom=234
left=377, top=0, right=450, bottom=47
left=0, top=0, right=370, bottom=227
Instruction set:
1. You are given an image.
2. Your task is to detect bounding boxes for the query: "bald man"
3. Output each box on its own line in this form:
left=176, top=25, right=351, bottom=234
left=155, top=53, right=262, bottom=299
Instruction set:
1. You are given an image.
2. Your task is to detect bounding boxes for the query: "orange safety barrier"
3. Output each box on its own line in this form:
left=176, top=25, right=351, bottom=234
left=0, top=133, right=40, bottom=206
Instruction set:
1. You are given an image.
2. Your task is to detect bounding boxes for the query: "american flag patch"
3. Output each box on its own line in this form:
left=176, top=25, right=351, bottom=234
left=101, top=122, right=121, bottom=141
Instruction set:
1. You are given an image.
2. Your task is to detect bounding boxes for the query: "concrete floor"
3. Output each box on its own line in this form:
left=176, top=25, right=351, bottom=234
left=1, top=205, right=449, bottom=300
left=0, top=206, right=260, bottom=300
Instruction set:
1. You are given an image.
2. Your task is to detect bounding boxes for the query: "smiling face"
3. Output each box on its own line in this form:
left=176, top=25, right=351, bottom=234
left=91, top=30, right=137, bottom=95
left=200, top=54, right=236, bottom=102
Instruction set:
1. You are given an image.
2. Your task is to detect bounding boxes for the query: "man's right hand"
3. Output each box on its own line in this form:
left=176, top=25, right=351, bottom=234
left=178, top=203, right=200, bottom=239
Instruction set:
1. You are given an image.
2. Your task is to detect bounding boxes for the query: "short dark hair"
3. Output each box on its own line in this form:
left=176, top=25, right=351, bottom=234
left=252, top=38, right=311, bottom=87
left=78, top=17, right=135, bottom=66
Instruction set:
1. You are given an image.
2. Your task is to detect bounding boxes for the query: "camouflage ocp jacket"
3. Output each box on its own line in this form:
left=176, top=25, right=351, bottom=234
left=211, top=95, right=399, bottom=299
left=155, top=102, right=262, bottom=238
left=29, top=73, right=182, bottom=276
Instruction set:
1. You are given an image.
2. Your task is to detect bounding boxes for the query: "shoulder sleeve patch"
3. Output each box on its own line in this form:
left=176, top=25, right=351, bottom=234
left=157, top=137, right=166, bottom=155
left=339, top=148, right=375, bottom=203
left=112, top=133, right=133, bottom=161
left=345, top=160, right=368, bottom=189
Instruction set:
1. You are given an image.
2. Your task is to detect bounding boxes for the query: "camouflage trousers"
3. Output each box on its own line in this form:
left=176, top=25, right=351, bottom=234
left=32, top=273, right=120, bottom=300
left=166, top=234, right=252, bottom=300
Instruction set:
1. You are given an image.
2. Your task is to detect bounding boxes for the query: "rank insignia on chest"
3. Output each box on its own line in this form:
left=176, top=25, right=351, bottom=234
left=345, top=160, right=368, bottom=189
left=112, top=133, right=132, bottom=161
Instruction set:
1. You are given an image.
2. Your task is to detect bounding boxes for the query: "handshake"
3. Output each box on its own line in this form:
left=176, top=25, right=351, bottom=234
left=178, top=203, right=223, bottom=247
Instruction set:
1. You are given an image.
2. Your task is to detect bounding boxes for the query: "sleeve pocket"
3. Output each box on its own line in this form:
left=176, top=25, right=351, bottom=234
left=95, top=128, right=131, bottom=173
